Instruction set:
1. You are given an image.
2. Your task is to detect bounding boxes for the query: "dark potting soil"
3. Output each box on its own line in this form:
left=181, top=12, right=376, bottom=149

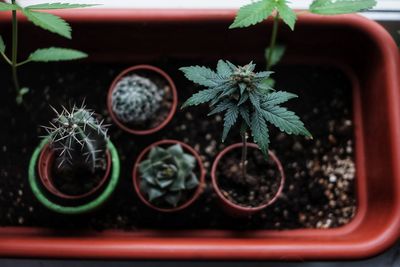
left=217, top=147, right=282, bottom=208
left=0, top=61, right=356, bottom=230
left=51, top=154, right=107, bottom=197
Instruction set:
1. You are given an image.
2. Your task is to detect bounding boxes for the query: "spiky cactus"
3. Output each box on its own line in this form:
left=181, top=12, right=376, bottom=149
left=139, top=144, right=199, bottom=207
left=111, top=74, right=165, bottom=124
left=42, top=104, right=109, bottom=173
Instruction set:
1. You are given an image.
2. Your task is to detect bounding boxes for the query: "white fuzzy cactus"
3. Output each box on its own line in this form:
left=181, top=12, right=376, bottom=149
left=111, top=74, right=165, bottom=124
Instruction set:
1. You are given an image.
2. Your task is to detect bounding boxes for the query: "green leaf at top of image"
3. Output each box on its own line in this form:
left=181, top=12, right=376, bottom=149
left=0, top=2, right=18, bottom=11
left=265, top=45, right=286, bottom=68
left=26, top=3, right=98, bottom=10
left=230, top=0, right=275, bottom=29
left=276, top=0, right=297, bottom=30
left=309, top=0, right=377, bottom=15
left=22, top=9, right=72, bottom=39
left=29, top=47, right=88, bottom=62
left=0, top=35, right=5, bottom=53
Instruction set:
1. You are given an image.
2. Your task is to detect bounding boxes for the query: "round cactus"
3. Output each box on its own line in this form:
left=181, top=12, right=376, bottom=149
left=111, top=74, right=165, bottom=124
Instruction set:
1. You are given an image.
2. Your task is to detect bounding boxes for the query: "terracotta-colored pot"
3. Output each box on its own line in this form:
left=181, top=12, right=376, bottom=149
left=211, top=143, right=285, bottom=217
left=132, top=139, right=205, bottom=212
left=37, top=143, right=112, bottom=200
left=1, top=11, right=400, bottom=261
left=107, top=65, right=178, bottom=135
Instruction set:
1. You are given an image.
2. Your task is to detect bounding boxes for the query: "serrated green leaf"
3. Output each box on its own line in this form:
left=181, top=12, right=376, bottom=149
left=261, top=105, right=312, bottom=137
left=249, top=92, right=261, bottom=111
left=180, top=66, right=219, bottom=87
left=309, top=0, right=376, bottom=15
left=26, top=3, right=98, bottom=10
left=277, top=0, right=297, bottom=30
left=208, top=99, right=232, bottom=116
left=262, top=78, right=276, bottom=87
left=246, top=61, right=256, bottom=72
left=265, top=45, right=286, bottom=67
left=225, top=60, right=238, bottom=71
left=220, top=86, right=237, bottom=98
left=29, top=47, right=87, bottom=62
left=230, top=0, right=276, bottom=29
left=182, top=88, right=221, bottom=109
left=0, top=2, right=17, bottom=11
left=0, top=35, right=5, bottom=53
left=22, top=9, right=71, bottom=39
left=251, top=110, right=270, bottom=157
left=222, top=104, right=239, bottom=142
left=239, top=106, right=251, bottom=126
left=239, top=83, right=247, bottom=94
left=217, top=60, right=233, bottom=78
left=237, top=93, right=249, bottom=106
left=255, top=70, right=273, bottom=79
left=262, top=91, right=298, bottom=107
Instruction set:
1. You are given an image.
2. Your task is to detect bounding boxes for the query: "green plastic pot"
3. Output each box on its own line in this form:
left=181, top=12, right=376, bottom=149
left=28, top=138, right=120, bottom=215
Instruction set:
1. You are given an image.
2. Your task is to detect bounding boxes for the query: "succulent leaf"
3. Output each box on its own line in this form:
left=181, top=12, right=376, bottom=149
left=139, top=144, right=199, bottom=208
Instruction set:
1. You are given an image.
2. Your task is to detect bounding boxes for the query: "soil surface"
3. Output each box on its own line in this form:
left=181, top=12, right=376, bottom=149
left=0, top=61, right=356, bottom=230
left=217, top=147, right=282, bottom=208
left=51, top=155, right=106, bottom=197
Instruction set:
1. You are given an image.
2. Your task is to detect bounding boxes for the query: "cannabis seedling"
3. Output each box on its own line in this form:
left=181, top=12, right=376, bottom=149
left=181, top=60, right=311, bottom=178
left=230, top=0, right=377, bottom=84
left=139, top=144, right=199, bottom=207
left=0, top=1, right=97, bottom=104
left=111, top=74, right=164, bottom=124
left=42, top=104, right=109, bottom=173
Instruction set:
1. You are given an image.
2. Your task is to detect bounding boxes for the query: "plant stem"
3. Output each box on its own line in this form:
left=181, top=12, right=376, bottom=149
left=11, top=0, right=20, bottom=95
left=266, top=14, right=280, bottom=71
left=241, top=130, right=248, bottom=179
left=0, top=52, right=12, bottom=65
left=16, top=59, right=31, bottom=67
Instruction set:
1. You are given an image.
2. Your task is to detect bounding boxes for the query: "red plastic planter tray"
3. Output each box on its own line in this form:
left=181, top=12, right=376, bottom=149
left=0, top=10, right=400, bottom=260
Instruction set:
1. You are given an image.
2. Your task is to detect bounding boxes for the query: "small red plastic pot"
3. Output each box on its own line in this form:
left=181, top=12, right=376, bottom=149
left=37, top=143, right=112, bottom=200
left=132, top=139, right=206, bottom=212
left=211, top=143, right=285, bottom=217
left=107, top=65, right=178, bottom=135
